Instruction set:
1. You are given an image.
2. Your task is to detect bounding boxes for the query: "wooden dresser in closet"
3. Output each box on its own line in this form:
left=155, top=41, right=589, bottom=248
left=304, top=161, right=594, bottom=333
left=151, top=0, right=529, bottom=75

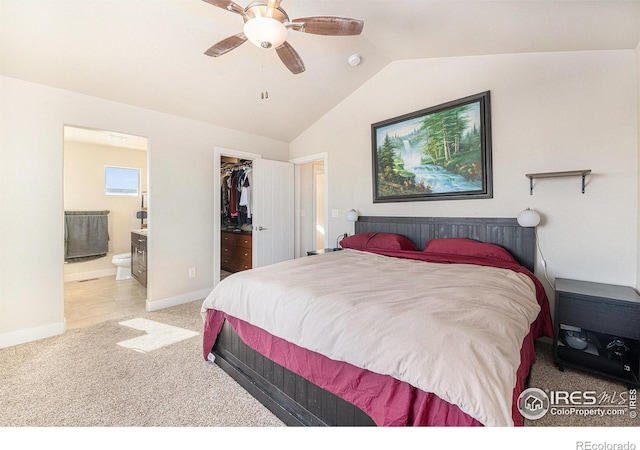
left=221, top=231, right=252, bottom=272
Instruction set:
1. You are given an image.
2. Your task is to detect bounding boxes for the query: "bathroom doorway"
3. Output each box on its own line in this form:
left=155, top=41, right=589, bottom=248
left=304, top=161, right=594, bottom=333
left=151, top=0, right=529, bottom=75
left=62, top=125, right=149, bottom=329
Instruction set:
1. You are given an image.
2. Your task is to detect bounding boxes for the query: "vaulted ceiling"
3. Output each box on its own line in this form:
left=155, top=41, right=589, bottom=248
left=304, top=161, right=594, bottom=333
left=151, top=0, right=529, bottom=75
left=2, top=0, right=640, bottom=142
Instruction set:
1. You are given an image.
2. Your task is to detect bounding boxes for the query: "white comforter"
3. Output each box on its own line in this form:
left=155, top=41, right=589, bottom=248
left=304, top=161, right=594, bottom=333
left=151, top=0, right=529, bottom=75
left=201, top=249, right=541, bottom=426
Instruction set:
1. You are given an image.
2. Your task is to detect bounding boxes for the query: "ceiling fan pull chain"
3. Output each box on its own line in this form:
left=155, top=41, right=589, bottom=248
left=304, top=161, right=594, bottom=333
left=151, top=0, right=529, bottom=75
left=260, top=57, right=269, bottom=100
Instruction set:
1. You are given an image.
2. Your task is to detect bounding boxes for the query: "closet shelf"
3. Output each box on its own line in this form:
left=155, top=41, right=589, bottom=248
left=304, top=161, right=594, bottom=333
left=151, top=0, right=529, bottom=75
left=525, top=169, right=591, bottom=195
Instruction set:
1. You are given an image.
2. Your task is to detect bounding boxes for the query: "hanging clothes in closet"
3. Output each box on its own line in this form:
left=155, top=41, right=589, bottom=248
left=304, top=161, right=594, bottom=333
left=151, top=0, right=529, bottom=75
left=221, top=161, right=253, bottom=232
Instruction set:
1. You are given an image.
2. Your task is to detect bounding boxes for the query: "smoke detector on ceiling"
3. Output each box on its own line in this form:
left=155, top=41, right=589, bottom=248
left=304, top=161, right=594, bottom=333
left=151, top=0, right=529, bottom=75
left=348, top=53, right=361, bottom=67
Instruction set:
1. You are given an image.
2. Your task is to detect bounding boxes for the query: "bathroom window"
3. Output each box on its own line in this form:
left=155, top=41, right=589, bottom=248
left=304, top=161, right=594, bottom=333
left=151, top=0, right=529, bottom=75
left=105, top=166, right=140, bottom=196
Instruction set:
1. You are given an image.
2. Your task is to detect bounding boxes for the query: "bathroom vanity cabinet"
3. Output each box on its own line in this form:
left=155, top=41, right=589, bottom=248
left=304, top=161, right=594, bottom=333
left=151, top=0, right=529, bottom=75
left=131, top=231, right=147, bottom=287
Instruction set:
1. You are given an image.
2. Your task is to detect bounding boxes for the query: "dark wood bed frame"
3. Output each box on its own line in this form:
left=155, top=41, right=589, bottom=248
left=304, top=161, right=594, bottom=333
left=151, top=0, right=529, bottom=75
left=210, top=216, right=536, bottom=426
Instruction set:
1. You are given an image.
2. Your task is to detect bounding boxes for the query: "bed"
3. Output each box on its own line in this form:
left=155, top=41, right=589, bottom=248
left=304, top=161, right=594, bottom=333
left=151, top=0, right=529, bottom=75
left=201, top=216, right=553, bottom=426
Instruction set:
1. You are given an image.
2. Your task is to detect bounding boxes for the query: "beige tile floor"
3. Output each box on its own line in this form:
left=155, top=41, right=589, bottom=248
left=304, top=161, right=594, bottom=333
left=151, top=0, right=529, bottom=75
left=64, top=276, right=147, bottom=330
left=64, top=271, right=234, bottom=330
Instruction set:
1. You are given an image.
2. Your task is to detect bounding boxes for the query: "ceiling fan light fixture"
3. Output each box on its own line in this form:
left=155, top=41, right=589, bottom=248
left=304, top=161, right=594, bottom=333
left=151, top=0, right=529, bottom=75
left=203, top=1, right=364, bottom=74
left=243, top=17, right=288, bottom=49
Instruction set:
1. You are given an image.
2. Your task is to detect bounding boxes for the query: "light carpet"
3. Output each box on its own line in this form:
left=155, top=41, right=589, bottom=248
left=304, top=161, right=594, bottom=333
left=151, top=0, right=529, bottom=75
left=0, top=300, right=283, bottom=427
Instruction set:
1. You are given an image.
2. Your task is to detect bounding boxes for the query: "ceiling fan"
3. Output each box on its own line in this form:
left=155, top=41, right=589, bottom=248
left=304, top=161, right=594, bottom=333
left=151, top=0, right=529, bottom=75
left=203, top=0, right=364, bottom=74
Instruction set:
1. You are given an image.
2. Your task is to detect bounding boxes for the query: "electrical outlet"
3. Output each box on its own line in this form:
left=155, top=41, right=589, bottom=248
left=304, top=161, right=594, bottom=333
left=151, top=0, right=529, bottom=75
left=331, top=209, right=339, bottom=218
left=188, top=267, right=197, bottom=278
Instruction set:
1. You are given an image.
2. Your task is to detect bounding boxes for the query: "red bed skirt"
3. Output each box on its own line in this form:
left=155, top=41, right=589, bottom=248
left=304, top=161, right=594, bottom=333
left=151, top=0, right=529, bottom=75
left=203, top=308, right=539, bottom=426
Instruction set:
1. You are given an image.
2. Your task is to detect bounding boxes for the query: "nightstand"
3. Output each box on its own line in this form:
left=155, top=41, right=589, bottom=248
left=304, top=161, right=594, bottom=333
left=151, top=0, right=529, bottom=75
left=306, top=248, right=343, bottom=256
left=554, top=278, right=640, bottom=386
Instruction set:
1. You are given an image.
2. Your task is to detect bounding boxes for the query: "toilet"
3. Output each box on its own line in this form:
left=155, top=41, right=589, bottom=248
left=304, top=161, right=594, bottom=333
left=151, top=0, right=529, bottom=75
left=112, top=253, right=132, bottom=280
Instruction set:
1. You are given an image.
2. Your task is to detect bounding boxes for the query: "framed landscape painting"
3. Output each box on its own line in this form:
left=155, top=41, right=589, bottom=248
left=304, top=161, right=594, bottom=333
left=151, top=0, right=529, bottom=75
left=371, top=91, right=492, bottom=203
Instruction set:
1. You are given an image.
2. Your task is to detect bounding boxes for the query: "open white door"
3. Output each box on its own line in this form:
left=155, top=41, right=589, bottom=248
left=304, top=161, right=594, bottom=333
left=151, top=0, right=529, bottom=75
left=252, top=158, right=294, bottom=267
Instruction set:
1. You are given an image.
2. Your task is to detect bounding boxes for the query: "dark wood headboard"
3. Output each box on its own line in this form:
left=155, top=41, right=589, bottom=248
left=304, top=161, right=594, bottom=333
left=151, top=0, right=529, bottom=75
left=355, top=216, right=536, bottom=272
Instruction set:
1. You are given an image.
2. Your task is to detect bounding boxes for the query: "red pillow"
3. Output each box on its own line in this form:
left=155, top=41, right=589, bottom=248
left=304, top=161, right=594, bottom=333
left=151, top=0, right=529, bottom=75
left=423, top=238, right=516, bottom=262
left=340, top=232, right=417, bottom=251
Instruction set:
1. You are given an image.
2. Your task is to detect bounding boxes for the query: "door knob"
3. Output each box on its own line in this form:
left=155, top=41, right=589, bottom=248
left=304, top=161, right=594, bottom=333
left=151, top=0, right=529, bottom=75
left=257, top=226, right=268, bottom=231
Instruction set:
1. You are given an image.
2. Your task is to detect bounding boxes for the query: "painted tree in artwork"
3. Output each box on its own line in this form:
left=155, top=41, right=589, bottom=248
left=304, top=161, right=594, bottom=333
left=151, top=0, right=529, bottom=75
left=461, top=123, right=481, bottom=153
left=420, top=105, right=470, bottom=164
left=452, top=107, right=471, bottom=156
left=377, top=133, right=396, bottom=183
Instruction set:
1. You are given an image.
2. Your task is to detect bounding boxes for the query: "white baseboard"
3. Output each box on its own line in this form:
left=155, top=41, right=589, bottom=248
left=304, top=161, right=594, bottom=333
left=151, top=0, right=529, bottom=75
left=0, top=320, right=66, bottom=349
left=1, top=288, right=211, bottom=349
left=64, top=268, right=117, bottom=282
left=146, top=288, right=212, bottom=312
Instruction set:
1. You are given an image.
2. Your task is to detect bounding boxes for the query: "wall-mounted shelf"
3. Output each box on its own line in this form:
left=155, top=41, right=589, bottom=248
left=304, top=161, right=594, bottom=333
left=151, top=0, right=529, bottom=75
left=525, top=170, right=591, bottom=195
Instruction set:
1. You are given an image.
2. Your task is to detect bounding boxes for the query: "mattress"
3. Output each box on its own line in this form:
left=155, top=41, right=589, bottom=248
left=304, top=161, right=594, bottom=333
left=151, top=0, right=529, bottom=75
left=202, top=247, right=553, bottom=426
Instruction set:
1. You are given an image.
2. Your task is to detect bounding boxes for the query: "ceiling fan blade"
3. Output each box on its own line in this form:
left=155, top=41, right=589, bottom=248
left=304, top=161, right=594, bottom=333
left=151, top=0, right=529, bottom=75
left=265, top=0, right=282, bottom=18
left=204, top=33, right=248, bottom=57
left=291, top=16, right=364, bottom=36
left=275, top=41, right=305, bottom=74
left=202, top=0, right=245, bottom=16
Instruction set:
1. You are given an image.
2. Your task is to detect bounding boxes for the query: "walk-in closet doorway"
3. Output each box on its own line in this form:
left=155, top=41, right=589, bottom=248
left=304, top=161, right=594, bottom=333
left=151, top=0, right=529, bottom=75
left=213, top=147, right=295, bottom=288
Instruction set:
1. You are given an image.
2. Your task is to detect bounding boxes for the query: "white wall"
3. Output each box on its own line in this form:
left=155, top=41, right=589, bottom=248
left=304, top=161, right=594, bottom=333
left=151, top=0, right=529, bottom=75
left=0, top=76, right=288, bottom=348
left=290, top=50, right=639, bottom=307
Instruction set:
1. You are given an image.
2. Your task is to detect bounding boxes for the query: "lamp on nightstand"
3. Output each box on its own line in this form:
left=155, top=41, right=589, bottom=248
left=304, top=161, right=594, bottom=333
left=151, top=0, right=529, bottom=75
left=517, top=208, right=540, bottom=227
left=337, top=209, right=359, bottom=249
left=517, top=207, right=552, bottom=286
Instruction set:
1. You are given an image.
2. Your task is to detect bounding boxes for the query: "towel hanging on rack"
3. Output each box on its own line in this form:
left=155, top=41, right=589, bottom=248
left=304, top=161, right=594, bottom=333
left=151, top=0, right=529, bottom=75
left=64, top=211, right=110, bottom=261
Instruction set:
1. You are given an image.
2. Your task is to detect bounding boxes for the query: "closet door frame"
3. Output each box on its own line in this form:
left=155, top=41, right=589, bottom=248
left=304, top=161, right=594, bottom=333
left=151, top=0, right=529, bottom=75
left=214, top=147, right=262, bottom=287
